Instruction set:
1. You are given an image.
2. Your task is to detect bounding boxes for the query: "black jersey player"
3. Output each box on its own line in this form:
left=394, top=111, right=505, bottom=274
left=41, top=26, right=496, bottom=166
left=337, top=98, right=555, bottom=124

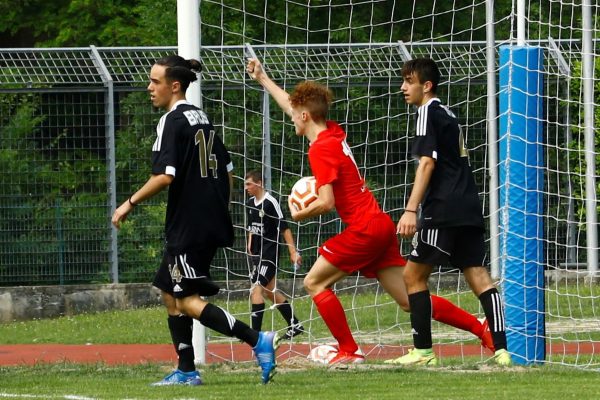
left=111, top=55, right=277, bottom=385
left=244, top=170, right=304, bottom=339
left=388, top=58, right=511, bottom=366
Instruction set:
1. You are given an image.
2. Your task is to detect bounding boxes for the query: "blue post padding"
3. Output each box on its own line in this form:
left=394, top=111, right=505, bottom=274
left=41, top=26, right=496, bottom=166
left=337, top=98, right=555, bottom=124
left=498, top=46, right=546, bottom=365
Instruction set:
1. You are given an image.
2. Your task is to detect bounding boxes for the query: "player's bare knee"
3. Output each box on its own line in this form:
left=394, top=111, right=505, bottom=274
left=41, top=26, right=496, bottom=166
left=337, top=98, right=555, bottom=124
left=473, top=283, right=496, bottom=298
left=265, top=290, right=277, bottom=303
left=174, top=302, right=193, bottom=318
left=303, top=275, right=320, bottom=296
left=251, top=283, right=262, bottom=294
left=250, top=284, right=263, bottom=301
left=464, top=266, right=494, bottom=295
left=161, top=295, right=182, bottom=316
left=302, top=275, right=312, bottom=292
left=402, top=273, right=423, bottom=291
left=398, top=300, right=410, bottom=312
left=176, top=296, right=206, bottom=319
left=385, top=287, right=410, bottom=311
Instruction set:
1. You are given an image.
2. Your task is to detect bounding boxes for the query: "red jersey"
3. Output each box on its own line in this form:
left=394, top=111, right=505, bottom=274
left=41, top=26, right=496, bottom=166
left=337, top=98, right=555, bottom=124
left=308, top=121, right=382, bottom=226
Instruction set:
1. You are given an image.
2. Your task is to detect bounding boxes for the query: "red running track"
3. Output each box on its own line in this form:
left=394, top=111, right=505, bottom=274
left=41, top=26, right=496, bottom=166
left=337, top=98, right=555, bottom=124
left=0, top=342, right=596, bottom=366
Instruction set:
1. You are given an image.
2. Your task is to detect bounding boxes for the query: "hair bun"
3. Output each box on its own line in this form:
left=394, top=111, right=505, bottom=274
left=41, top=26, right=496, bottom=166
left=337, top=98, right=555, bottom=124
left=187, top=59, right=203, bottom=73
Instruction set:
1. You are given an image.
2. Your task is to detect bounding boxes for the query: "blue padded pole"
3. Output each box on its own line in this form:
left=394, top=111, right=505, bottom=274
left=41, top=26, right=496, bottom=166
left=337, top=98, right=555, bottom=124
left=498, top=46, right=546, bottom=365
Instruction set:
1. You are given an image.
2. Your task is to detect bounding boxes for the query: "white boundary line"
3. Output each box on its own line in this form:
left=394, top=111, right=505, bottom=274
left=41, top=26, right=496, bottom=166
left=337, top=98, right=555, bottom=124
left=0, top=394, right=97, bottom=400
left=0, top=393, right=197, bottom=400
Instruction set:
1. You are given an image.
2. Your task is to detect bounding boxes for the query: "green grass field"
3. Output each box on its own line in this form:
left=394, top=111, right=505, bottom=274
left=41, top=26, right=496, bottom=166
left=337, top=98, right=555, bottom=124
left=1, top=361, right=599, bottom=399
left=1, top=291, right=599, bottom=399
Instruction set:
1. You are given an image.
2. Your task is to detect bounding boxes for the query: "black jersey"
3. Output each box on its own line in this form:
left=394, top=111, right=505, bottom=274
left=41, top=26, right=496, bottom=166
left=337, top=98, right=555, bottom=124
left=246, top=192, right=289, bottom=260
left=410, top=98, right=484, bottom=229
left=152, top=100, right=234, bottom=253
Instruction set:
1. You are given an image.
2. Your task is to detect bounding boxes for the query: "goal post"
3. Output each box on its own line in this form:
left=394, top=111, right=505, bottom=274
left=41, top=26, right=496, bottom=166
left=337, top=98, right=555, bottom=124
left=498, top=45, right=546, bottom=365
left=176, top=0, right=207, bottom=366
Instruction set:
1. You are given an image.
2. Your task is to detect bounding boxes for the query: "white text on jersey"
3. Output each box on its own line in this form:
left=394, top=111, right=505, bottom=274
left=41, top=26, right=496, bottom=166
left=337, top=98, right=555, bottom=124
left=183, top=109, right=210, bottom=126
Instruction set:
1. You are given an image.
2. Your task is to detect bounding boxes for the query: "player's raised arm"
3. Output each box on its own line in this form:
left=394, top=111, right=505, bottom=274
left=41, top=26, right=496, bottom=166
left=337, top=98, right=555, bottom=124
left=246, top=58, right=293, bottom=118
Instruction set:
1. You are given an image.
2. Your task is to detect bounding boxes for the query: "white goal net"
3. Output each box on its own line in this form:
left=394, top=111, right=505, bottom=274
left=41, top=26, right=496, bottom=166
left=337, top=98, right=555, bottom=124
left=192, top=0, right=600, bottom=369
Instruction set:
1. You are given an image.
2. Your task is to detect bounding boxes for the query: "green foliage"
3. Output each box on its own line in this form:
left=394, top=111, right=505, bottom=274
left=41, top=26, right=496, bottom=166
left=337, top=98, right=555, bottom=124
left=0, top=0, right=518, bottom=48
left=0, top=0, right=178, bottom=47
left=199, top=0, right=501, bottom=46
left=0, top=93, right=111, bottom=285
left=0, top=94, right=46, bottom=181
left=526, top=2, right=586, bottom=42
left=113, top=92, right=167, bottom=282
left=566, top=59, right=600, bottom=225
left=0, top=0, right=69, bottom=44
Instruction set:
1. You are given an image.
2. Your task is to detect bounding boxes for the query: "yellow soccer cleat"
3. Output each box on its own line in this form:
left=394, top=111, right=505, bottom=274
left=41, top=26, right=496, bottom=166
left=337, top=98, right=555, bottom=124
left=384, top=348, right=438, bottom=366
left=493, top=348, right=512, bottom=366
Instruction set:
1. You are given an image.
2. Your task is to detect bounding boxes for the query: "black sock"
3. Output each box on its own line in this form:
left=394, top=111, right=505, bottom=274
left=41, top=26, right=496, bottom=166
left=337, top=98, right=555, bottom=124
left=167, top=314, right=195, bottom=372
left=408, top=290, right=433, bottom=349
left=199, top=303, right=259, bottom=347
left=479, top=288, right=507, bottom=351
left=251, top=303, right=265, bottom=331
left=276, top=301, right=297, bottom=326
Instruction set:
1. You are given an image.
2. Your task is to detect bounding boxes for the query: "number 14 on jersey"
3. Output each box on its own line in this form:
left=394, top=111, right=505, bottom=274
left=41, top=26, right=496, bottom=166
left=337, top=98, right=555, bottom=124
left=195, top=129, right=218, bottom=178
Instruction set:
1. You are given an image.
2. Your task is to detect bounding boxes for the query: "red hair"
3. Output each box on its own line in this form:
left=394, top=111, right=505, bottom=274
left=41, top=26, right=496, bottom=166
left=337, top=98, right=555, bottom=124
left=289, top=81, right=333, bottom=122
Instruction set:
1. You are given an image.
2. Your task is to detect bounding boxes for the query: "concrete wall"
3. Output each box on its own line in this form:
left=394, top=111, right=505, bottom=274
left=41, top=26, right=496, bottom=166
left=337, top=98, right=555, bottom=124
left=0, top=277, right=367, bottom=322
left=1, top=272, right=590, bottom=322
left=0, top=283, right=162, bottom=322
left=0, top=279, right=275, bottom=322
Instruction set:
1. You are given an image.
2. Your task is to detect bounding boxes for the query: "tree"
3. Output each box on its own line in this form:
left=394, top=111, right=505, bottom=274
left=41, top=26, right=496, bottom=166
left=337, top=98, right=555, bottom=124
left=0, top=0, right=178, bottom=47
left=1, top=1, right=518, bottom=48
left=568, top=59, right=600, bottom=224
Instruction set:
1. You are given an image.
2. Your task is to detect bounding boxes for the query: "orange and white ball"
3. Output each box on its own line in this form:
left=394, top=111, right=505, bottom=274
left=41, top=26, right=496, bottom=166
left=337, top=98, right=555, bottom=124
left=290, top=176, right=318, bottom=211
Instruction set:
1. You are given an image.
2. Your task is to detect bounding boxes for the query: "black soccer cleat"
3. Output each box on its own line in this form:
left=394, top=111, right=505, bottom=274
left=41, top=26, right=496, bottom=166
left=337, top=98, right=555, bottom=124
left=282, top=323, right=305, bottom=340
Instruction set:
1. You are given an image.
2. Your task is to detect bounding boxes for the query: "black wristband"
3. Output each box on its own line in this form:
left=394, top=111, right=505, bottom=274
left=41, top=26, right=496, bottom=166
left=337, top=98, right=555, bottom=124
left=404, top=209, right=417, bottom=214
left=128, top=197, right=137, bottom=207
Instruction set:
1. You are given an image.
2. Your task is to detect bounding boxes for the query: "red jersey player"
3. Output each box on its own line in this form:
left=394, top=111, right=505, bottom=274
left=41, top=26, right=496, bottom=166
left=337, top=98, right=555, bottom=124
left=247, top=58, right=493, bottom=364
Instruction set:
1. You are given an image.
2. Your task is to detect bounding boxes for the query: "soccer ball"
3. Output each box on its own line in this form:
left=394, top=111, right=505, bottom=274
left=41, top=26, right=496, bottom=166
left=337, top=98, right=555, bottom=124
left=307, top=344, right=338, bottom=364
left=290, top=176, right=318, bottom=211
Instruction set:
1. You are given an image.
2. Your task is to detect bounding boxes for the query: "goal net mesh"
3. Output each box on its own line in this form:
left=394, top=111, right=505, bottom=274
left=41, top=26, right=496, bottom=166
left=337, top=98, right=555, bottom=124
left=191, top=1, right=598, bottom=368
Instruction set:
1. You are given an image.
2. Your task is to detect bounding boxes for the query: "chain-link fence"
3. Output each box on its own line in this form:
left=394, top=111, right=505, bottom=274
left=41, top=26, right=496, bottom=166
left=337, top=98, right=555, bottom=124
left=0, top=42, right=584, bottom=285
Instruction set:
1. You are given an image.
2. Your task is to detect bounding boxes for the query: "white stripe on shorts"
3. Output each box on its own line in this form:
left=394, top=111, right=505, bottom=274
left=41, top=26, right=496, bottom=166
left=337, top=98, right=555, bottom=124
left=178, top=254, right=197, bottom=279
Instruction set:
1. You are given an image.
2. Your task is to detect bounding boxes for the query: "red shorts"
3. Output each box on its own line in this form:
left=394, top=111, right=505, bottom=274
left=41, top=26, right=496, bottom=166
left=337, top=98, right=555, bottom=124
left=319, top=212, right=406, bottom=278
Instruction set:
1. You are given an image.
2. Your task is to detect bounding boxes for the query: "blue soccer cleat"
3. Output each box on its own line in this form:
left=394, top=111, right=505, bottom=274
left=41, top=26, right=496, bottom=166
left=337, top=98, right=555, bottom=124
left=254, top=331, right=279, bottom=384
left=151, top=369, right=202, bottom=386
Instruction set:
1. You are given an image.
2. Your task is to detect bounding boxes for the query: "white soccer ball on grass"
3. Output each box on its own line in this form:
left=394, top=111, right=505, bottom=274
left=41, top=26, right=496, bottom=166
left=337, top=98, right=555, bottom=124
left=307, top=344, right=339, bottom=364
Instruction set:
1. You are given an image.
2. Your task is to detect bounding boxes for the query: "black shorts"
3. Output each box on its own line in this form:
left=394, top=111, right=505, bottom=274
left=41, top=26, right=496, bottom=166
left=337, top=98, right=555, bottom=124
left=249, top=254, right=277, bottom=287
left=407, top=226, right=487, bottom=270
left=152, top=247, right=220, bottom=298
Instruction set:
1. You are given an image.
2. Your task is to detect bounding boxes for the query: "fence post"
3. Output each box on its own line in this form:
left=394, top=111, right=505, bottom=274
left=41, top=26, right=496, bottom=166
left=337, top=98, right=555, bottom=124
left=90, top=45, right=119, bottom=284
